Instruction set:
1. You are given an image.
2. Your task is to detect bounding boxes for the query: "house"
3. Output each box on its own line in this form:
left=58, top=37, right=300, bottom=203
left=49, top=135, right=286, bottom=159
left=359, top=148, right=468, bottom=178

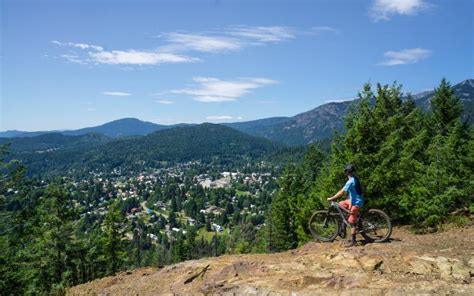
left=211, top=223, right=223, bottom=232
left=131, top=207, right=142, bottom=214
left=154, top=201, right=166, bottom=208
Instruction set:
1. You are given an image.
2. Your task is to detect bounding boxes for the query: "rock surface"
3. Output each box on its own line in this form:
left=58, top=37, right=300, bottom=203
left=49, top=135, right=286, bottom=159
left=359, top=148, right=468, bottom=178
left=67, top=226, right=474, bottom=295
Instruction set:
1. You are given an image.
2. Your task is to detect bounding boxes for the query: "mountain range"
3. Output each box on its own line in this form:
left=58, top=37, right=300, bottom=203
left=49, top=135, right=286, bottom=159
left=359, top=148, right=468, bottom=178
left=1, top=79, right=472, bottom=147
left=0, top=123, right=283, bottom=176
left=0, top=118, right=170, bottom=138
left=227, top=79, right=474, bottom=145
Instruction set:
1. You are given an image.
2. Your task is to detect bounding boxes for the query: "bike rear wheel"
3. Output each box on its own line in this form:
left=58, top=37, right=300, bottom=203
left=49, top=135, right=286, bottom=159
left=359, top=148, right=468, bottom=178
left=359, top=209, right=392, bottom=243
left=308, top=210, right=340, bottom=242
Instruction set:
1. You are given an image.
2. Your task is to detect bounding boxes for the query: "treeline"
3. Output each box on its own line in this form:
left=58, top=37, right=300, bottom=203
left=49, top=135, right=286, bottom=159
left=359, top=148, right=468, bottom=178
left=270, top=79, right=474, bottom=251
left=0, top=158, right=272, bottom=295
left=2, top=123, right=281, bottom=178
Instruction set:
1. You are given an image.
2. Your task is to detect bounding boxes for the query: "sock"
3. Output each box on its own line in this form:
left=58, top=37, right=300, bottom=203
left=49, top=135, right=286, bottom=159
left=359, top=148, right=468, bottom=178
left=351, top=234, right=356, bottom=243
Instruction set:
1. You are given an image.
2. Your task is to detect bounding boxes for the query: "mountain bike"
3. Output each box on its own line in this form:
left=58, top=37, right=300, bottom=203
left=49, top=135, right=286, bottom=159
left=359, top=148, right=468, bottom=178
left=308, top=201, right=392, bottom=243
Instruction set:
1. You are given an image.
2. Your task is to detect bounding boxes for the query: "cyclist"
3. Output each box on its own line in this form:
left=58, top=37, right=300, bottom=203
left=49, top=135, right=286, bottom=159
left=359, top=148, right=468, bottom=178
left=327, top=164, right=364, bottom=247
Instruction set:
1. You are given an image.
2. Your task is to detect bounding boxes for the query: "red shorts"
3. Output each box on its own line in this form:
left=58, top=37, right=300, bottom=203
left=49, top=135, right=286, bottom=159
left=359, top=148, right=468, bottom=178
left=339, top=199, right=360, bottom=224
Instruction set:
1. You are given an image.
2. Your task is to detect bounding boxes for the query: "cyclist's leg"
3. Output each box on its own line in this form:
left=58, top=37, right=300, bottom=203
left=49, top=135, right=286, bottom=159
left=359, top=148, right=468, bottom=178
left=339, top=199, right=350, bottom=210
left=348, top=205, right=360, bottom=224
left=346, top=205, right=361, bottom=246
left=338, top=200, right=351, bottom=238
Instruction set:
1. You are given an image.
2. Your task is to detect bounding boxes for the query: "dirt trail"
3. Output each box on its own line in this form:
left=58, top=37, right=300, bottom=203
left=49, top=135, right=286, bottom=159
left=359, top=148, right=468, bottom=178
left=67, top=226, right=474, bottom=295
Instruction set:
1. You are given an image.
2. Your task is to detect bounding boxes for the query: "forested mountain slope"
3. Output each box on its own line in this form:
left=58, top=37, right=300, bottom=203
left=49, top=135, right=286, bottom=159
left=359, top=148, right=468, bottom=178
left=1, top=123, right=282, bottom=176
left=226, top=79, right=474, bottom=145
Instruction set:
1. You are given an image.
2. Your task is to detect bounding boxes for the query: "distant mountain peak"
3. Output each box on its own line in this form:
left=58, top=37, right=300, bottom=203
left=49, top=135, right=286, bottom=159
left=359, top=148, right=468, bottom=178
left=459, top=79, right=474, bottom=87
left=108, top=117, right=148, bottom=123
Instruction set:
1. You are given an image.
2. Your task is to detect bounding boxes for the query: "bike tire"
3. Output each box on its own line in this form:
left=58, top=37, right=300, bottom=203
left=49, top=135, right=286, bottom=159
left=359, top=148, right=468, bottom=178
left=359, top=209, right=392, bottom=243
left=308, top=210, right=340, bottom=242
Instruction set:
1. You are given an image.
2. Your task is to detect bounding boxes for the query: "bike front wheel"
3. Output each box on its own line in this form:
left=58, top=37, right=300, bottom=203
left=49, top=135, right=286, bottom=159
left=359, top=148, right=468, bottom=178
left=359, top=209, right=392, bottom=243
left=308, top=210, right=340, bottom=242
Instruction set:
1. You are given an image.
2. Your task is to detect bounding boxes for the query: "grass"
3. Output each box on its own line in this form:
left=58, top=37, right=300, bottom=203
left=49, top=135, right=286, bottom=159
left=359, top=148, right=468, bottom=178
left=196, top=227, right=229, bottom=242
left=235, top=189, right=251, bottom=197
left=446, top=215, right=471, bottom=227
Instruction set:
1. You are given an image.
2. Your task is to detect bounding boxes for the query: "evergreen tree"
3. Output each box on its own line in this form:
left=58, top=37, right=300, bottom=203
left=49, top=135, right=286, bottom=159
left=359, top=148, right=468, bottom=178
left=270, top=166, right=298, bottom=251
left=0, top=145, right=34, bottom=294
left=431, top=78, right=463, bottom=136
left=103, top=201, right=126, bottom=274
left=34, top=181, right=76, bottom=294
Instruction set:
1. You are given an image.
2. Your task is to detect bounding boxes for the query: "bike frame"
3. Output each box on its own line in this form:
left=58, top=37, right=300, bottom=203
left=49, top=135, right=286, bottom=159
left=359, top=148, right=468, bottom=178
left=328, top=201, right=354, bottom=227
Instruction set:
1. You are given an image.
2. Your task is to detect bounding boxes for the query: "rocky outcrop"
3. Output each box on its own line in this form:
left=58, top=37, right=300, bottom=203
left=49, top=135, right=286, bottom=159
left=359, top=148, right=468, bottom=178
left=407, top=255, right=472, bottom=282
left=67, top=227, right=474, bottom=295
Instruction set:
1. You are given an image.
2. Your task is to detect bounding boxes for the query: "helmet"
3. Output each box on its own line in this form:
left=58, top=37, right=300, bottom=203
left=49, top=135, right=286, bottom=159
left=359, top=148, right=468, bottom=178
left=344, top=164, right=356, bottom=174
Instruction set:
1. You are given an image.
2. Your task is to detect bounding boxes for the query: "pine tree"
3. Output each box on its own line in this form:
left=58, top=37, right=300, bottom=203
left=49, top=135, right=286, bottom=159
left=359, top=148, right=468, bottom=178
left=270, top=165, right=298, bottom=251
left=0, top=145, right=34, bottom=294
left=103, top=201, right=126, bottom=274
left=431, top=78, right=463, bottom=136
left=34, top=181, right=77, bottom=294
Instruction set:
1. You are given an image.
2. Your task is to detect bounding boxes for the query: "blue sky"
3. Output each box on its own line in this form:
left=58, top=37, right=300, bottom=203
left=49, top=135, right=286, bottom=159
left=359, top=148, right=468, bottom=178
left=1, top=0, right=473, bottom=131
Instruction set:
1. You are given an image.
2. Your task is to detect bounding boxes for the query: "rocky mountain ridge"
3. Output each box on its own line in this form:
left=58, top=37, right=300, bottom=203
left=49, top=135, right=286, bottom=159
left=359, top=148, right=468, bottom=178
left=226, top=79, right=474, bottom=145
left=67, top=226, right=474, bottom=295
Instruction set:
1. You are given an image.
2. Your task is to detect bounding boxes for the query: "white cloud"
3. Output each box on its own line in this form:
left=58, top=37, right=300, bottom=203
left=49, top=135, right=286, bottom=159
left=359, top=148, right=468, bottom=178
left=227, top=26, right=295, bottom=42
left=101, top=91, right=131, bottom=96
left=310, top=26, right=340, bottom=34
left=156, top=99, right=174, bottom=104
left=172, top=77, right=278, bottom=103
left=87, top=107, right=96, bottom=112
left=163, top=33, right=241, bottom=53
left=158, top=26, right=295, bottom=55
left=369, top=0, right=430, bottom=22
left=324, top=98, right=356, bottom=103
left=61, top=54, right=87, bottom=65
left=51, top=25, right=318, bottom=67
left=52, top=40, right=198, bottom=66
left=378, top=47, right=431, bottom=66
left=51, top=40, right=103, bottom=51
left=89, top=50, right=198, bottom=65
left=206, top=115, right=234, bottom=121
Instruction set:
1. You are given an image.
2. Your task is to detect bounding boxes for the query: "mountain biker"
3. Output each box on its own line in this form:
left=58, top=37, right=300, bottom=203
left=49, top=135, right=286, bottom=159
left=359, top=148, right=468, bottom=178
left=327, top=164, right=364, bottom=247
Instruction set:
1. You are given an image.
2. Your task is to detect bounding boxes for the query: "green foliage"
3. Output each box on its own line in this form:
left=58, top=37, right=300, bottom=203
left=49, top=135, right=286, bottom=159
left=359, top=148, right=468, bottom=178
left=270, top=144, right=326, bottom=250
left=269, top=167, right=298, bottom=251
left=270, top=79, right=473, bottom=248
left=104, top=201, right=127, bottom=273
left=431, top=78, right=464, bottom=135
left=2, top=124, right=282, bottom=177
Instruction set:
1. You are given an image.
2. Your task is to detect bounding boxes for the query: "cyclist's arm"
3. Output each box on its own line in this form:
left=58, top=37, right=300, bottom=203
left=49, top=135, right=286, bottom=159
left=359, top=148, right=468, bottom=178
left=328, top=180, right=351, bottom=201
left=327, top=188, right=345, bottom=201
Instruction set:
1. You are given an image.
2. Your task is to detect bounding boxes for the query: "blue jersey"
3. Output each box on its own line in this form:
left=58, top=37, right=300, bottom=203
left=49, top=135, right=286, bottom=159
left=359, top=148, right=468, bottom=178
left=343, top=176, right=364, bottom=207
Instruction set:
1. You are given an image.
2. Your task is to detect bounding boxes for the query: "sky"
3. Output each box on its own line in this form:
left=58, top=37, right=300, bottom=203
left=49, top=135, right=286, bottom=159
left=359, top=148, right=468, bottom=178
left=1, top=0, right=473, bottom=131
